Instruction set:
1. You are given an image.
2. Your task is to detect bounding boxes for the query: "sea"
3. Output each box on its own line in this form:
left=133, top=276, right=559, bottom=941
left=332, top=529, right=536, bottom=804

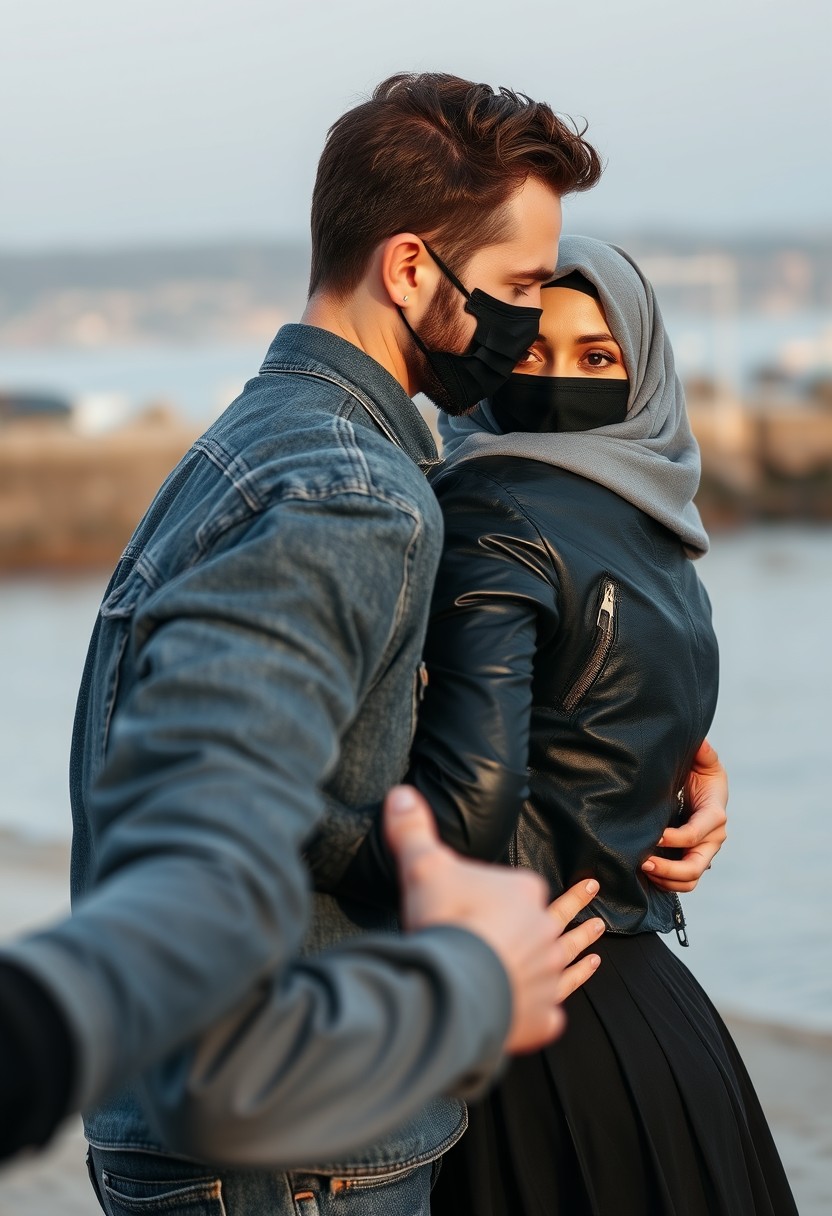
left=0, top=325, right=831, bottom=1036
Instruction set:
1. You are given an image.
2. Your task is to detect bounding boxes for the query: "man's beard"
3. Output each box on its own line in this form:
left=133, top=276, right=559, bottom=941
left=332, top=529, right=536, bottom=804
left=405, top=276, right=475, bottom=417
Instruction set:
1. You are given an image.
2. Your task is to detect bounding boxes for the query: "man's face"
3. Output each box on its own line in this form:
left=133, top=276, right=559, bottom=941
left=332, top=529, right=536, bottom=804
left=411, top=177, right=563, bottom=414
left=459, top=177, right=563, bottom=314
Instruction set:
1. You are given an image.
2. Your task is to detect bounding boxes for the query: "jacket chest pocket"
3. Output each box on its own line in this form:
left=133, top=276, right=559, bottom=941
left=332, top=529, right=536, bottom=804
left=92, top=558, right=153, bottom=765
left=560, top=577, right=619, bottom=714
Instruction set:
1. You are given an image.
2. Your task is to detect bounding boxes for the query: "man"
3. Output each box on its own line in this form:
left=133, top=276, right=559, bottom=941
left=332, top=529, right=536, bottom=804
left=0, top=73, right=726, bottom=1212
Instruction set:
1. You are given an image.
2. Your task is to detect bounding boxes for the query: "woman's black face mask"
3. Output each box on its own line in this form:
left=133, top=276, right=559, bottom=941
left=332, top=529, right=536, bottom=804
left=489, top=374, right=629, bottom=434
left=399, top=244, right=543, bottom=415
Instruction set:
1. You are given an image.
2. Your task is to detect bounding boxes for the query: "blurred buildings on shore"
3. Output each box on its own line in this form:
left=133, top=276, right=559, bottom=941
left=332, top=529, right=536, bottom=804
left=1, top=233, right=829, bottom=350
left=1, top=233, right=830, bottom=572
left=0, top=243, right=309, bottom=349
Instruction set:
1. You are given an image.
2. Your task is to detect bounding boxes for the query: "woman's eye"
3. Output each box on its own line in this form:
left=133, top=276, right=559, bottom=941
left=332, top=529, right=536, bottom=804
left=512, top=285, right=530, bottom=298
left=584, top=350, right=616, bottom=368
left=516, top=348, right=541, bottom=366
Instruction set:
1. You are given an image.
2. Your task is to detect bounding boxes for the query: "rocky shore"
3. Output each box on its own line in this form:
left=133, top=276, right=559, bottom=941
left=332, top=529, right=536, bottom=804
left=0, top=407, right=202, bottom=573
left=2, top=394, right=832, bottom=576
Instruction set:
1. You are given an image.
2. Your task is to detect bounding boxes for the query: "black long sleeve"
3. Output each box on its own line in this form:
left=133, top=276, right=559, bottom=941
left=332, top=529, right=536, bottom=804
left=0, top=961, right=75, bottom=1158
left=334, top=466, right=560, bottom=907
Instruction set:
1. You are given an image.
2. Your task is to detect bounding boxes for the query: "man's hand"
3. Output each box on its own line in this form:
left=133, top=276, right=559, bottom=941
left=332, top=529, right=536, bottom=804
left=384, top=785, right=604, bottom=1054
left=641, top=739, right=728, bottom=893
left=548, top=884, right=605, bottom=1004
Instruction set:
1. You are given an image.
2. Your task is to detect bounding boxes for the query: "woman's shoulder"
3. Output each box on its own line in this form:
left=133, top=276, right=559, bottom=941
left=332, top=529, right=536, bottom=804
left=431, top=452, right=571, bottom=497
left=430, top=455, right=553, bottom=530
left=432, top=454, right=615, bottom=520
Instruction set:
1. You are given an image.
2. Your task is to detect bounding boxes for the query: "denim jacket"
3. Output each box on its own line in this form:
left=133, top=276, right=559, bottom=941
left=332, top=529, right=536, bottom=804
left=2, top=325, right=510, bottom=1171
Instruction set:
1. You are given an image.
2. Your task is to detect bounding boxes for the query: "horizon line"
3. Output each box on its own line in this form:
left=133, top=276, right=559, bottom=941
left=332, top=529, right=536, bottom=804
left=3, top=225, right=832, bottom=259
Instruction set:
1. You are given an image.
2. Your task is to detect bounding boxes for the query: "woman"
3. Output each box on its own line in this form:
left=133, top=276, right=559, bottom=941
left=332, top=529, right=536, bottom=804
left=321, top=235, right=795, bottom=1214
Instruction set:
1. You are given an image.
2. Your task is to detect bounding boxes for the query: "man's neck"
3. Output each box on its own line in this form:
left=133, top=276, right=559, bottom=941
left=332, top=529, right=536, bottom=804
left=301, top=291, right=417, bottom=396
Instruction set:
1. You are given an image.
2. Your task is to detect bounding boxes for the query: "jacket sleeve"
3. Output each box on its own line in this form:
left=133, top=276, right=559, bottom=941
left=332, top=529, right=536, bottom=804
left=0, top=489, right=511, bottom=1165
left=331, top=465, right=561, bottom=907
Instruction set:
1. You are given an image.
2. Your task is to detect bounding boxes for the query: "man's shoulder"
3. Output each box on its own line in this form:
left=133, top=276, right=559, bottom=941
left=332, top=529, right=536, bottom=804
left=211, top=375, right=441, bottom=525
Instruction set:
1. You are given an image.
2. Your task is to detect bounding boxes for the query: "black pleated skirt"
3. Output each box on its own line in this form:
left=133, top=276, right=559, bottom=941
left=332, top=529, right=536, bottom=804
left=431, top=933, right=798, bottom=1216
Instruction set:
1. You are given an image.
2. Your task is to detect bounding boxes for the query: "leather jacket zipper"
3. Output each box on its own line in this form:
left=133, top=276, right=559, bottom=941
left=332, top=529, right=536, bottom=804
left=673, top=894, right=689, bottom=946
left=562, top=579, right=618, bottom=714
left=671, top=787, right=689, bottom=944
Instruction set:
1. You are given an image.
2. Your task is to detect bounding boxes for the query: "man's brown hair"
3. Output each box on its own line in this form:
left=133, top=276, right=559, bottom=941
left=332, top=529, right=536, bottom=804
left=309, top=72, right=602, bottom=297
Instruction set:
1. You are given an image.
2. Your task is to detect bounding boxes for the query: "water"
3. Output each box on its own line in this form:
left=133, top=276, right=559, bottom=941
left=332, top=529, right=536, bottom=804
left=0, top=526, right=830, bottom=1033
left=0, top=310, right=829, bottom=425
left=0, top=578, right=104, bottom=840
left=0, top=341, right=266, bottom=420
left=665, top=527, right=832, bottom=1033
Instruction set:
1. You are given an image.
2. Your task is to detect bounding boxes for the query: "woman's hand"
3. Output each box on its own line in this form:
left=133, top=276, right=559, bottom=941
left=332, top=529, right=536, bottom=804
left=641, top=739, right=728, bottom=893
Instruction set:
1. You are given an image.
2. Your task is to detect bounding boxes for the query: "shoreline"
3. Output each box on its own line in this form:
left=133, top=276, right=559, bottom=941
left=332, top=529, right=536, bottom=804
left=2, top=403, right=832, bottom=575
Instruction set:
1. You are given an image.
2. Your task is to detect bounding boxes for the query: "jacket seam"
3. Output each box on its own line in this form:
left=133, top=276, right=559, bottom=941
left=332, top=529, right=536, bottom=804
left=134, top=551, right=164, bottom=592
left=260, top=367, right=406, bottom=453
left=192, top=437, right=265, bottom=514
left=299, top=1103, right=468, bottom=1177
left=85, top=1103, right=468, bottom=1176
left=672, top=569, right=706, bottom=755
left=332, top=413, right=374, bottom=491
left=369, top=501, right=423, bottom=685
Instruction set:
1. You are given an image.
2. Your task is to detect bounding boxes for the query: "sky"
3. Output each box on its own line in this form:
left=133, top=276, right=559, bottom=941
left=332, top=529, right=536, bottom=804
left=1, top=0, right=828, bottom=249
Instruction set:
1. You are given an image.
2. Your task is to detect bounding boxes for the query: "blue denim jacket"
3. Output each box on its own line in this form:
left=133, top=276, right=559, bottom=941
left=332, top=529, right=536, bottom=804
left=2, top=325, right=510, bottom=1171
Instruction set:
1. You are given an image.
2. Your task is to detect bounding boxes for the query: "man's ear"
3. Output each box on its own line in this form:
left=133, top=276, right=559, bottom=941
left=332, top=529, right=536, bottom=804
left=380, top=234, right=437, bottom=311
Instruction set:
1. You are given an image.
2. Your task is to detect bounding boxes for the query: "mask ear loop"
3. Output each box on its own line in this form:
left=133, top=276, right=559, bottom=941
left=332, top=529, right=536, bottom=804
left=421, top=241, right=471, bottom=300
left=399, top=241, right=470, bottom=356
left=398, top=307, right=432, bottom=357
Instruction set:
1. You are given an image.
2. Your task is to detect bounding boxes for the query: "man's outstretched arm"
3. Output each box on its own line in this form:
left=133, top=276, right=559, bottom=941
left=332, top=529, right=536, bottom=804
left=145, top=786, right=604, bottom=1167
left=0, top=489, right=595, bottom=1167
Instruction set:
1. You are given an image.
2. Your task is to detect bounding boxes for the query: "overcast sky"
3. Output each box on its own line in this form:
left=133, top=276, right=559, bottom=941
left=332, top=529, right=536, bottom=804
left=1, top=0, right=828, bottom=249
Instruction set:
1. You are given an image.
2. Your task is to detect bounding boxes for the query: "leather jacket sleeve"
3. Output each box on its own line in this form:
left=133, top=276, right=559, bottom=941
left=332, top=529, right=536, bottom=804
left=332, top=465, right=561, bottom=907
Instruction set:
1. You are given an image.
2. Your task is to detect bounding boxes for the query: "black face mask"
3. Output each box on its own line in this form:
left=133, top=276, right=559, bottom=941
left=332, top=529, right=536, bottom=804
left=489, top=374, right=629, bottom=434
left=400, top=244, right=543, bottom=414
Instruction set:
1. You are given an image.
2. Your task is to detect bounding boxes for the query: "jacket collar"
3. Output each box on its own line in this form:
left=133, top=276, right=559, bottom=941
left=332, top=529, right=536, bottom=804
left=261, top=324, right=439, bottom=470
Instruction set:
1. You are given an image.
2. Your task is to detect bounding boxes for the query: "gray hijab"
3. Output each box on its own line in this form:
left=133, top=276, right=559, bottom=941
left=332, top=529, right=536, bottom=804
left=439, top=235, right=709, bottom=557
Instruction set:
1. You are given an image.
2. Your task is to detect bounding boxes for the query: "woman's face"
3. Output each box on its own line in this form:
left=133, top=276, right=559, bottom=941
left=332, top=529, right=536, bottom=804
left=516, top=287, right=628, bottom=380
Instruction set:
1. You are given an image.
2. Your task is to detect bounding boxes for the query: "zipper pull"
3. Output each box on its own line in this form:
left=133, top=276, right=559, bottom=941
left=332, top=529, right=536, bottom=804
left=673, top=894, right=689, bottom=947
left=597, top=582, right=616, bottom=627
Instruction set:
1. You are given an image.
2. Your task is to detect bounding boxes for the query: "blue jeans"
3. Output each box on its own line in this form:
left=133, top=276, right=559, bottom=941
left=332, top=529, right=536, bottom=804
left=87, top=1147, right=438, bottom=1216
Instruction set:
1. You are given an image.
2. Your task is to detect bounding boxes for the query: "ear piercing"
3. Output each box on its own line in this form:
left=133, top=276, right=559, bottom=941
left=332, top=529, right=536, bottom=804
left=402, top=295, right=409, bottom=302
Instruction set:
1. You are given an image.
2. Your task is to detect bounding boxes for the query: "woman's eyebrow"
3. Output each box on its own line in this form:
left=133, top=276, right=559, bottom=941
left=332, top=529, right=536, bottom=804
left=576, top=332, right=615, bottom=343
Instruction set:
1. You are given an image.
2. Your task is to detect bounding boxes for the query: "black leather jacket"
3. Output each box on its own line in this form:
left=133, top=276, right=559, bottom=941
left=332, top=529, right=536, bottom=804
left=330, top=454, right=719, bottom=937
